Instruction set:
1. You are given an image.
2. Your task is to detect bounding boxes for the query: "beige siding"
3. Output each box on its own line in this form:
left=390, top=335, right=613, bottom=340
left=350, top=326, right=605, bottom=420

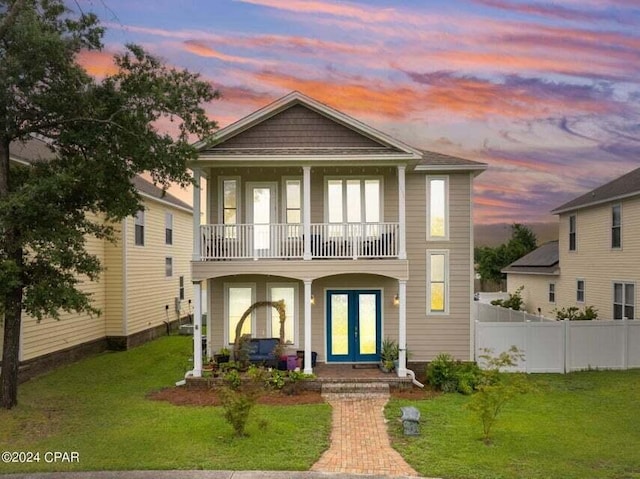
left=20, top=230, right=107, bottom=361
left=125, top=201, right=194, bottom=335
left=554, top=196, right=640, bottom=319
left=103, top=221, right=124, bottom=336
left=506, top=274, right=558, bottom=318
left=211, top=105, right=387, bottom=149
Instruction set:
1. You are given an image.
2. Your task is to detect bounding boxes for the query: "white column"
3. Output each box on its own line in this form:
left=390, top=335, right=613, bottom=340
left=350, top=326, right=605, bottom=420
left=303, top=166, right=312, bottom=260
left=192, top=169, right=201, bottom=261
left=397, top=279, right=407, bottom=377
left=304, top=280, right=313, bottom=374
left=398, top=165, right=407, bottom=260
left=205, top=281, right=212, bottom=359
left=193, top=281, right=203, bottom=377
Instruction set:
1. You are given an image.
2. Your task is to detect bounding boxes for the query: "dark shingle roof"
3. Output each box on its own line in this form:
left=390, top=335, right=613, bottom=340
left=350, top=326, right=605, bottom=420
left=11, top=137, right=191, bottom=212
left=204, top=147, right=396, bottom=156
left=501, top=241, right=560, bottom=276
left=419, top=150, right=487, bottom=167
left=552, top=166, right=640, bottom=214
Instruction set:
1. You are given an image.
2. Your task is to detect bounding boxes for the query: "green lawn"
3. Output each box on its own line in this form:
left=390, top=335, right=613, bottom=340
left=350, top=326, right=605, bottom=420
left=0, top=336, right=331, bottom=473
left=387, top=370, right=640, bottom=479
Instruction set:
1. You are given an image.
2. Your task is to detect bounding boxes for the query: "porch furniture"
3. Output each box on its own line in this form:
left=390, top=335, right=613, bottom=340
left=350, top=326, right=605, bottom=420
left=247, top=338, right=281, bottom=366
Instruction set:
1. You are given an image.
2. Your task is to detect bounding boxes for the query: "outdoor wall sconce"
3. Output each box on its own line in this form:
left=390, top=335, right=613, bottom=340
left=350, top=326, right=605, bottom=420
left=393, top=294, right=400, bottom=306
left=310, top=294, right=315, bottom=305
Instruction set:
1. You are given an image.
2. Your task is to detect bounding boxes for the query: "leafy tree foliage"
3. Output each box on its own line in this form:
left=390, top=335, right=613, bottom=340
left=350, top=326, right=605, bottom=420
left=475, top=224, right=538, bottom=283
left=0, top=0, right=218, bottom=408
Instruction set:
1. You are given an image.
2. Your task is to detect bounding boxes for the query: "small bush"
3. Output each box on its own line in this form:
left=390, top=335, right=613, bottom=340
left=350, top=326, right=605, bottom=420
left=218, top=387, right=258, bottom=437
left=426, top=353, right=482, bottom=395
left=490, top=286, right=524, bottom=310
left=554, top=305, right=598, bottom=320
left=266, top=370, right=286, bottom=390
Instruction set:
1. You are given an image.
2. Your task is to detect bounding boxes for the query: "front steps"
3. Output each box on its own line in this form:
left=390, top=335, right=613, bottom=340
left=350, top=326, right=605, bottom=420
left=321, top=381, right=390, bottom=398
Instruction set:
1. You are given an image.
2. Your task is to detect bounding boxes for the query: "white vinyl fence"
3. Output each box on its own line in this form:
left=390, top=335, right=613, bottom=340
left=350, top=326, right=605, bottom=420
left=475, top=319, right=640, bottom=373
left=475, top=301, right=554, bottom=322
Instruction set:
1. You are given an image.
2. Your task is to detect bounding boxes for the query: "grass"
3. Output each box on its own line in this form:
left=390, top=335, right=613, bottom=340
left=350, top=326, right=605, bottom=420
left=386, top=370, right=640, bottom=479
left=0, top=336, right=331, bottom=473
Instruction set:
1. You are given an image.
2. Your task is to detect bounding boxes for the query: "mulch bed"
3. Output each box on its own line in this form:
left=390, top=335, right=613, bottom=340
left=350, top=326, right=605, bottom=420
left=148, top=386, right=437, bottom=407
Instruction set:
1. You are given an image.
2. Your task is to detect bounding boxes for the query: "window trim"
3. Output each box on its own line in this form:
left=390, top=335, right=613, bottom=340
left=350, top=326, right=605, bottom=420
left=323, top=176, right=384, bottom=224
left=568, top=214, right=577, bottom=252
left=613, top=281, right=635, bottom=320
left=281, top=176, right=302, bottom=224
left=165, top=211, right=173, bottom=246
left=576, top=279, right=585, bottom=303
left=134, top=210, right=145, bottom=246
left=611, top=203, right=622, bottom=250
left=218, top=176, right=241, bottom=225
left=267, top=282, right=299, bottom=347
left=165, top=257, right=173, bottom=278
left=548, top=283, right=556, bottom=304
left=426, top=249, right=449, bottom=315
left=224, top=283, right=256, bottom=345
left=426, top=175, right=450, bottom=241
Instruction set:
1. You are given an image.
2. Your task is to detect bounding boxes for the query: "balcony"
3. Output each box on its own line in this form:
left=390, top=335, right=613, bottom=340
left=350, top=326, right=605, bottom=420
left=200, top=222, right=399, bottom=260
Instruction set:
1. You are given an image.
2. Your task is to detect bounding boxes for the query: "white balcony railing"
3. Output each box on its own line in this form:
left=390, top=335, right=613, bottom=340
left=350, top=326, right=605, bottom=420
left=200, top=223, right=399, bottom=260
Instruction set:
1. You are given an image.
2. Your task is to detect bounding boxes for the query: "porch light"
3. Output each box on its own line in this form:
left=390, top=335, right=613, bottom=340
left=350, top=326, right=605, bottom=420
left=393, top=294, right=400, bottom=306
left=310, top=294, right=315, bottom=305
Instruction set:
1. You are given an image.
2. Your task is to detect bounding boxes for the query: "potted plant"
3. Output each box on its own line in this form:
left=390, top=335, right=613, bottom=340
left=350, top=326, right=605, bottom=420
left=380, top=338, right=398, bottom=373
left=214, top=347, right=231, bottom=364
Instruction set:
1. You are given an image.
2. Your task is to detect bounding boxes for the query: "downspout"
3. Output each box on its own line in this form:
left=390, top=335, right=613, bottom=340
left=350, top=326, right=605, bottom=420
left=404, top=368, right=424, bottom=388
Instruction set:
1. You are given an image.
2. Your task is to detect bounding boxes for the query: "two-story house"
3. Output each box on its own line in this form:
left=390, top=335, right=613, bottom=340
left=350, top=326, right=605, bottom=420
left=188, top=91, right=486, bottom=378
left=2, top=137, right=195, bottom=377
left=504, top=166, right=640, bottom=320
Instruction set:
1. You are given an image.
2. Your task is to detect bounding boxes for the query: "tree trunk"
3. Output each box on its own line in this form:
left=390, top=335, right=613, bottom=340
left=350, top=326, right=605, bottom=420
left=0, top=137, right=24, bottom=409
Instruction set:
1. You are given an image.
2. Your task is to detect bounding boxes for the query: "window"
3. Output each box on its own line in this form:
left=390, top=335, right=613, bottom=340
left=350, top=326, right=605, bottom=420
left=179, top=276, right=185, bottom=301
left=226, top=285, right=254, bottom=344
left=613, top=282, right=635, bottom=319
left=165, top=257, right=173, bottom=277
left=569, top=214, right=576, bottom=251
left=326, top=178, right=381, bottom=236
left=427, top=177, right=448, bottom=240
left=576, top=279, right=585, bottom=303
left=549, top=283, right=556, bottom=303
left=269, top=284, right=297, bottom=345
left=427, top=250, right=449, bottom=314
left=612, top=204, right=621, bottom=249
left=134, top=210, right=144, bottom=246
left=165, top=212, right=173, bottom=245
left=284, top=179, right=301, bottom=237
left=221, top=178, right=239, bottom=238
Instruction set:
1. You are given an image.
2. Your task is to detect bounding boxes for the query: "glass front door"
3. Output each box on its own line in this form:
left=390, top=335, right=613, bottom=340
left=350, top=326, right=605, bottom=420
left=326, top=290, right=381, bottom=362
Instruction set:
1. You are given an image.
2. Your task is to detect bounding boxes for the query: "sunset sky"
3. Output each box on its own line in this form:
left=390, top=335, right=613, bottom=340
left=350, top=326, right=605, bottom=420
left=74, top=0, right=640, bottom=225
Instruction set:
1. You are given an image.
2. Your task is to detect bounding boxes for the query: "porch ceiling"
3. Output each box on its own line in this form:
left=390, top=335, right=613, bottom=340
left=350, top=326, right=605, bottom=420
left=191, top=258, right=409, bottom=282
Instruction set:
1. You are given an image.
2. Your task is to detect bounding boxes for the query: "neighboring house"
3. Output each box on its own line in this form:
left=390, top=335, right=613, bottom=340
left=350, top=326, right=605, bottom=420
left=1, top=137, right=194, bottom=377
left=504, top=166, right=640, bottom=320
left=188, top=91, right=487, bottom=377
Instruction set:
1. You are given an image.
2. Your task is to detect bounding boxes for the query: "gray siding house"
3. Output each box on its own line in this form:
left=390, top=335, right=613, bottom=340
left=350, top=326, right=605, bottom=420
left=188, top=91, right=486, bottom=378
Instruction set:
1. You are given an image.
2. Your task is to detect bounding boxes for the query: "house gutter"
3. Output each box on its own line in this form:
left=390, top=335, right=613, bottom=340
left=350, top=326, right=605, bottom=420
left=405, top=368, right=424, bottom=388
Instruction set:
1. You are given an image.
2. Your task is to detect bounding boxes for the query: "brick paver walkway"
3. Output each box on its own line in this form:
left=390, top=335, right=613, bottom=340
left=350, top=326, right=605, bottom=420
left=311, top=392, right=420, bottom=477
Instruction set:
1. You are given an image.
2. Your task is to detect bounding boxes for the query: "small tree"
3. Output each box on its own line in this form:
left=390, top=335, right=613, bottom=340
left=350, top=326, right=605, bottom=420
left=491, top=286, right=524, bottom=311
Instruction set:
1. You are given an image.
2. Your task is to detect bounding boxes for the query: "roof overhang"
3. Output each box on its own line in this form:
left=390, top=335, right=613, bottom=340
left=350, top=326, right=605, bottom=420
left=551, top=191, right=640, bottom=215
left=415, top=163, right=488, bottom=176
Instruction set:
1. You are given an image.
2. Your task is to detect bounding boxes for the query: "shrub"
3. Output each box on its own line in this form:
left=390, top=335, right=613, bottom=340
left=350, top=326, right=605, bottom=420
left=223, top=369, right=242, bottom=390
left=554, top=305, right=598, bottom=320
left=218, top=366, right=266, bottom=437
left=490, top=286, right=524, bottom=310
left=266, top=369, right=286, bottom=390
left=426, top=353, right=482, bottom=395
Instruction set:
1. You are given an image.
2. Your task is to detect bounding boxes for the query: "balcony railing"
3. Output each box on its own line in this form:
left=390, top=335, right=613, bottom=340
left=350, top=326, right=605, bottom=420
left=200, top=223, right=399, bottom=260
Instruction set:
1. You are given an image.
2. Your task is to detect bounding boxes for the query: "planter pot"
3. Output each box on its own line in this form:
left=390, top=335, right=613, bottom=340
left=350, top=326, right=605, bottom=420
left=214, top=354, right=230, bottom=364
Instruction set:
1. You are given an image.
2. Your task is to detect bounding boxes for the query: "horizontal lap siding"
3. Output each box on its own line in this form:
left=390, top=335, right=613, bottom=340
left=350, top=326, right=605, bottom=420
left=125, top=202, right=194, bottom=335
left=20, top=230, right=107, bottom=361
left=507, top=274, right=557, bottom=318
left=405, top=172, right=472, bottom=361
left=104, top=222, right=124, bottom=336
left=556, top=197, right=640, bottom=319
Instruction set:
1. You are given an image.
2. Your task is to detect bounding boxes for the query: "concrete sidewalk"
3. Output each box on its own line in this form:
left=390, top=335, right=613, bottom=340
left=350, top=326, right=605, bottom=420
left=2, top=471, right=419, bottom=479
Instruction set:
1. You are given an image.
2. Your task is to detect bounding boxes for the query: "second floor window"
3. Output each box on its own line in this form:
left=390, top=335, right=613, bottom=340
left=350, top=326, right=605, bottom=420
left=569, top=215, right=576, bottom=251
left=576, top=279, right=585, bottom=303
left=549, top=283, right=556, bottom=303
left=612, top=204, right=621, bottom=249
left=165, top=257, right=173, bottom=277
left=165, top=212, right=173, bottom=245
left=134, top=210, right=145, bottom=246
left=285, top=179, right=301, bottom=237
left=427, top=177, right=448, bottom=240
left=223, top=179, right=238, bottom=225
left=326, top=178, right=381, bottom=236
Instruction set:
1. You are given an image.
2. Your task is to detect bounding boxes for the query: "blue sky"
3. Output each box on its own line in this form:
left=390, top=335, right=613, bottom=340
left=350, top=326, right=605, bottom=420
left=75, top=0, right=640, bottom=224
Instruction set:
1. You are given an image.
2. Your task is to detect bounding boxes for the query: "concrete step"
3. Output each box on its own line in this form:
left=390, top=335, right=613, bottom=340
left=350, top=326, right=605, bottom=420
left=321, top=382, right=390, bottom=396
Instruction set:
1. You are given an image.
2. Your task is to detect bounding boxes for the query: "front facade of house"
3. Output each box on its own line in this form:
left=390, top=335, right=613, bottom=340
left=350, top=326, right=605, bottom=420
left=504, top=167, right=640, bottom=320
left=2, top=139, right=194, bottom=374
left=189, top=92, right=486, bottom=377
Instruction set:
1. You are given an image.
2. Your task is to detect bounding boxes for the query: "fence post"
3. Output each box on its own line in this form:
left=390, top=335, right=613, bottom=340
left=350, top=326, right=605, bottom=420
left=622, top=319, right=628, bottom=370
left=563, top=319, right=569, bottom=374
left=525, top=320, right=531, bottom=373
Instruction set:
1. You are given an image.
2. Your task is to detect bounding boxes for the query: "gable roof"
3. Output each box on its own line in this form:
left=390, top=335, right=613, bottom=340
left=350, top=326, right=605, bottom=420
left=552, top=166, right=640, bottom=214
left=10, top=137, right=191, bottom=212
left=501, top=241, right=560, bottom=276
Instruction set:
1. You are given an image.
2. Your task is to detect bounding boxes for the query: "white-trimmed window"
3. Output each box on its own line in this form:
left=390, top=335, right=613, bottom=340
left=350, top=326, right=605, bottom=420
left=548, top=283, right=556, bottom=303
left=179, top=275, right=185, bottom=301
left=427, top=176, right=449, bottom=240
left=225, top=284, right=255, bottom=344
left=165, top=257, right=173, bottom=277
left=325, top=177, right=382, bottom=236
left=165, top=212, right=173, bottom=245
left=134, top=210, right=145, bottom=246
left=576, top=279, right=585, bottom=303
left=612, top=204, right=621, bottom=249
left=283, top=178, right=302, bottom=237
left=427, top=250, right=449, bottom=314
left=569, top=214, right=577, bottom=251
left=220, top=177, right=240, bottom=238
left=269, top=283, right=298, bottom=345
left=613, top=282, right=635, bottom=320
